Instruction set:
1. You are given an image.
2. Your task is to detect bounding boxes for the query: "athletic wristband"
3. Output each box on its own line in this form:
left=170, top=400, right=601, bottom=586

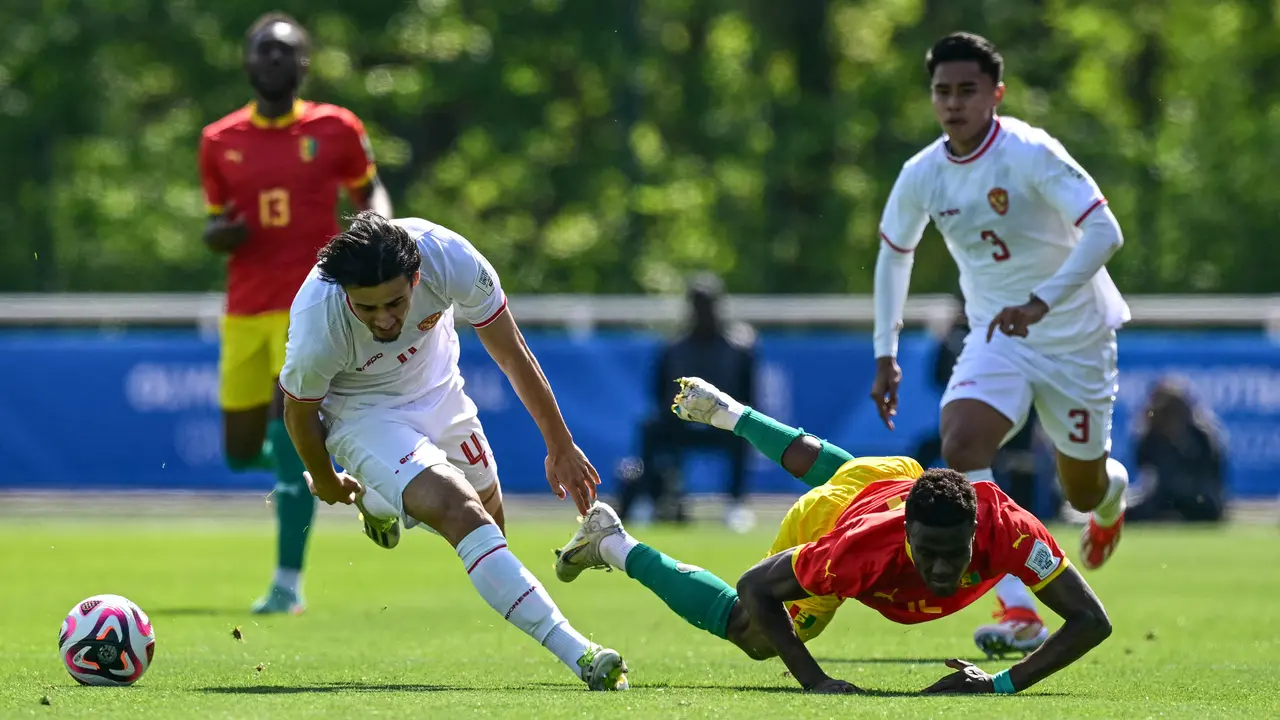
left=992, top=669, right=1016, bottom=695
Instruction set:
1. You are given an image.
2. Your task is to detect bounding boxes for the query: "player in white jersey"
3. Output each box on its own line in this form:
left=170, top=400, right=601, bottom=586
left=277, top=211, right=628, bottom=691
left=869, top=33, right=1130, bottom=659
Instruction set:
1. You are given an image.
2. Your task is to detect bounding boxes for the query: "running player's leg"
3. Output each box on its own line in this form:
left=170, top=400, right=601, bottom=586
left=248, top=313, right=316, bottom=614
left=1029, top=335, right=1127, bottom=569
left=939, top=335, right=1046, bottom=656
left=219, top=313, right=273, bottom=470
left=672, top=377, right=852, bottom=486
left=330, top=411, right=627, bottom=691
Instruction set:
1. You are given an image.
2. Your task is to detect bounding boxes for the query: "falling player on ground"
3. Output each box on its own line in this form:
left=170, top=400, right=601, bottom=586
left=198, top=12, right=394, bottom=615
left=556, top=378, right=1111, bottom=695
left=278, top=211, right=627, bottom=691
left=869, top=32, right=1130, bottom=656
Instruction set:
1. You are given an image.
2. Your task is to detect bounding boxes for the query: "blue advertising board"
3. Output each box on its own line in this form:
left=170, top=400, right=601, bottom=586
left=1, top=329, right=1277, bottom=499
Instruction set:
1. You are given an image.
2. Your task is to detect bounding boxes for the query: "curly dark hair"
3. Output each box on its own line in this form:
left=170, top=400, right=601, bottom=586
left=904, top=468, right=979, bottom=527
left=245, top=12, right=310, bottom=54
left=317, top=211, right=420, bottom=289
left=926, top=32, right=1003, bottom=84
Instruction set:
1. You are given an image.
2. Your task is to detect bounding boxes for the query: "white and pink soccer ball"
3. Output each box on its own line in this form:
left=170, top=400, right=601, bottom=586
left=58, top=594, right=155, bottom=686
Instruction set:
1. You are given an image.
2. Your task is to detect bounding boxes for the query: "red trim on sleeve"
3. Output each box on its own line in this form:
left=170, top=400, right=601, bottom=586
left=472, top=297, right=509, bottom=328
left=880, top=232, right=913, bottom=254
left=279, top=382, right=324, bottom=403
left=1074, top=198, right=1107, bottom=226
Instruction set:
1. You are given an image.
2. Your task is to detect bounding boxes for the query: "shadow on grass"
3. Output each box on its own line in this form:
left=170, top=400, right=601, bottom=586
left=200, top=682, right=468, bottom=695
left=815, top=657, right=992, bottom=665
left=147, top=607, right=244, bottom=618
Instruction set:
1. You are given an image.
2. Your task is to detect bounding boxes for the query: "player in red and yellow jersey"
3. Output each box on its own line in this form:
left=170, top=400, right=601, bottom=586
left=198, top=12, right=393, bottom=615
left=555, top=378, right=1112, bottom=695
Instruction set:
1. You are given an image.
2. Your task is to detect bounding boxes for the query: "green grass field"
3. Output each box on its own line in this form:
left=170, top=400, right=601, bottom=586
left=2, top=498, right=1278, bottom=719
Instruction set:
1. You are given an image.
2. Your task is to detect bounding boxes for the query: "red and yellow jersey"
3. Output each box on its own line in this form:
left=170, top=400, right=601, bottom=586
left=791, top=479, right=1069, bottom=625
left=198, top=100, right=376, bottom=316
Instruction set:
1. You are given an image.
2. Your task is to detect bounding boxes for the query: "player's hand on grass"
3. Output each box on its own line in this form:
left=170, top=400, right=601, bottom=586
left=870, top=356, right=903, bottom=430
left=303, top=470, right=362, bottom=506
left=805, top=677, right=864, bottom=694
left=921, top=659, right=996, bottom=694
left=203, top=201, right=249, bottom=253
left=545, top=442, right=601, bottom=515
left=986, top=296, right=1049, bottom=342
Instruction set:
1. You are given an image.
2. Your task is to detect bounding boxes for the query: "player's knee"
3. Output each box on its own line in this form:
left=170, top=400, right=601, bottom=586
left=940, top=431, right=995, bottom=473
left=725, top=609, right=776, bottom=661
left=403, top=464, right=494, bottom=545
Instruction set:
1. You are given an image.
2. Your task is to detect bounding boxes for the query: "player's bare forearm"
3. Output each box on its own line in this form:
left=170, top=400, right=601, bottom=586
left=348, top=177, right=393, bottom=218
left=475, top=308, right=573, bottom=449
left=1016, top=566, right=1112, bottom=691
left=736, top=550, right=831, bottom=690
left=282, top=396, right=338, bottom=484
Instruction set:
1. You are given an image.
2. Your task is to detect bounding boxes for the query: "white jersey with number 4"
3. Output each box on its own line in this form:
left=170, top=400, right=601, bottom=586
left=879, top=116, right=1129, bottom=354
left=278, top=217, right=507, bottom=420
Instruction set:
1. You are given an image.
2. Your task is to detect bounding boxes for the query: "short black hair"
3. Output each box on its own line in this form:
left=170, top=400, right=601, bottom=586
left=904, top=468, right=979, bottom=528
left=317, top=211, right=420, bottom=289
left=926, top=32, right=1003, bottom=84
left=245, top=12, right=310, bottom=53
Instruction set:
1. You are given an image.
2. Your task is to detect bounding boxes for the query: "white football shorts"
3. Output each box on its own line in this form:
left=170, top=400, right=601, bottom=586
left=940, top=329, right=1118, bottom=460
left=323, top=381, right=499, bottom=530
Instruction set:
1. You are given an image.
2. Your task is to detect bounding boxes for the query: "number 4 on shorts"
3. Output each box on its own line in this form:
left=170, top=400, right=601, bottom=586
left=461, top=433, right=489, bottom=468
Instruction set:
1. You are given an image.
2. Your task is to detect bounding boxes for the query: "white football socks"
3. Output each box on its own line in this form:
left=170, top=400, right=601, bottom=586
left=273, top=568, right=301, bottom=596
left=964, top=468, right=995, bottom=484
left=599, top=532, right=640, bottom=572
left=1092, top=458, right=1129, bottom=527
left=456, top=524, right=593, bottom=679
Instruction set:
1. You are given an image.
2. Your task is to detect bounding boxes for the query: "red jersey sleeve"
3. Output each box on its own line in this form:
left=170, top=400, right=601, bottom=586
left=197, top=131, right=227, bottom=215
left=791, top=520, right=894, bottom=599
left=991, top=503, right=1071, bottom=592
left=334, top=111, right=377, bottom=189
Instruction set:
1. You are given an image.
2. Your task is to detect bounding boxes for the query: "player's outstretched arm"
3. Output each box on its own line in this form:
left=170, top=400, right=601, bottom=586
left=736, top=550, right=862, bottom=694
left=1013, top=566, right=1112, bottom=689
left=475, top=308, right=599, bottom=514
left=921, top=565, right=1110, bottom=695
left=671, top=377, right=852, bottom=488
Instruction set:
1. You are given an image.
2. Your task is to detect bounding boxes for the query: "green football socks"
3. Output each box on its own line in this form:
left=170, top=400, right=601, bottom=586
left=268, top=418, right=314, bottom=572
left=732, top=408, right=854, bottom=488
left=623, top=543, right=738, bottom=640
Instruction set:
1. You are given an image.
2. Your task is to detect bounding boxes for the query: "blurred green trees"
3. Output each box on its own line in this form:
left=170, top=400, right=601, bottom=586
left=1, top=0, right=1276, bottom=294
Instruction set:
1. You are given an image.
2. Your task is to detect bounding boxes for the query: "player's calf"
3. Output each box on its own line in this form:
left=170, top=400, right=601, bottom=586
left=404, top=468, right=628, bottom=690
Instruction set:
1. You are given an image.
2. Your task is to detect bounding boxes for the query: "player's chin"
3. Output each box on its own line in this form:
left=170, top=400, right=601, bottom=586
left=927, top=582, right=960, bottom=598
left=371, top=329, right=402, bottom=344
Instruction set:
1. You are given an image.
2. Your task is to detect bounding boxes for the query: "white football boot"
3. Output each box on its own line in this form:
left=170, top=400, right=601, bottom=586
left=973, top=600, right=1049, bottom=658
left=577, top=644, right=629, bottom=691
left=670, top=377, right=744, bottom=431
left=554, top=502, right=624, bottom=583
left=353, top=487, right=401, bottom=550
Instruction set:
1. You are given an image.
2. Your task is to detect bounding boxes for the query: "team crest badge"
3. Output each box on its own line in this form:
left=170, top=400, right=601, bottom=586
left=417, top=311, right=443, bottom=332
left=987, top=187, right=1009, bottom=216
left=299, top=136, right=318, bottom=163
left=223, top=149, right=243, bottom=164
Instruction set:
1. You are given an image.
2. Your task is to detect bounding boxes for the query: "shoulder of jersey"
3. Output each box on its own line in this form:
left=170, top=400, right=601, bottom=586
left=301, top=102, right=363, bottom=128
left=201, top=106, right=254, bottom=138
left=903, top=136, right=948, bottom=171
left=993, top=116, right=1057, bottom=154
left=291, top=264, right=342, bottom=314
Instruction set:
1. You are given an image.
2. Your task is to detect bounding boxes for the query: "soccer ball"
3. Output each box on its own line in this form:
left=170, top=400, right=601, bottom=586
left=58, top=594, right=155, bottom=686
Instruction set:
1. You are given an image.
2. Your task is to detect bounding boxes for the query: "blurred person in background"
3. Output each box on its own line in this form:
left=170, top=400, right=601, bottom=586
left=198, top=11, right=393, bottom=615
left=619, top=273, right=758, bottom=531
left=1128, top=377, right=1226, bottom=523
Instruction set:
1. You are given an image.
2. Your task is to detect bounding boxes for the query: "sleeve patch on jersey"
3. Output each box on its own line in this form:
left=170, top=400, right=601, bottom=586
left=476, top=267, right=495, bottom=296
left=1025, top=538, right=1061, bottom=580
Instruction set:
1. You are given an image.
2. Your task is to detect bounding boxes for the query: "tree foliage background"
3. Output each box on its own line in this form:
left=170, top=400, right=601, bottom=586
left=2, top=0, right=1276, bottom=295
